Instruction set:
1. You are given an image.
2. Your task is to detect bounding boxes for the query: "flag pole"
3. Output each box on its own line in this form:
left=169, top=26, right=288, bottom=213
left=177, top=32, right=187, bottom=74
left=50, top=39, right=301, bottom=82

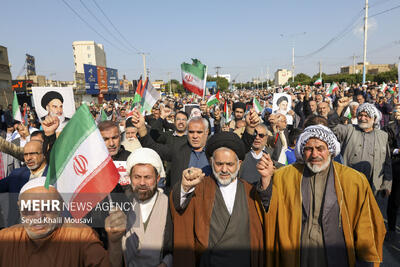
left=202, top=65, right=208, bottom=100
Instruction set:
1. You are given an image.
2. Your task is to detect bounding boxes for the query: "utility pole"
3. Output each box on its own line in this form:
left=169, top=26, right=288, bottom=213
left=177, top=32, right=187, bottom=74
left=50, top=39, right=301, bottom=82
left=319, top=61, right=322, bottom=78
left=167, top=72, right=172, bottom=95
left=138, top=52, right=149, bottom=80
left=266, top=67, right=269, bottom=89
left=353, top=54, right=356, bottom=74
left=215, top=66, right=221, bottom=90
left=292, top=45, right=295, bottom=83
left=362, top=0, right=368, bottom=84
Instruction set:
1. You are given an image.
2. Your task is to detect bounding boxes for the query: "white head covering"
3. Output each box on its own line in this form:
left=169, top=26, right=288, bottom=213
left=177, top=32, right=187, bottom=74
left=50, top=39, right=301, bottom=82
left=295, top=124, right=341, bottom=161
left=19, top=176, right=55, bottom=197
left=126, top=148, right=166, bottom=178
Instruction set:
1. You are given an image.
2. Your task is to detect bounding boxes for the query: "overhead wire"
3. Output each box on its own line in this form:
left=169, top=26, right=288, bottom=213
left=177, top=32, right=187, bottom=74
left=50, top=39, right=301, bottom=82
left=60, top=0, right=133, bottom=55
left=92, top=0, right=142, bottom=53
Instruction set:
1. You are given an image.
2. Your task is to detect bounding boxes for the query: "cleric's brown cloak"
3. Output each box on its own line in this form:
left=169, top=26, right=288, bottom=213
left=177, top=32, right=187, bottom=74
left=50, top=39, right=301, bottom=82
left=259, top=162, right=386, bottom=267
left=169, top=176, right=264, bottom=267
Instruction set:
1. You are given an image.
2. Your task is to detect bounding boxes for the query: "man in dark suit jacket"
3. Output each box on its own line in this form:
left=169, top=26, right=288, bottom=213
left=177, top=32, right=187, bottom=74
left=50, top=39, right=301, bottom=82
left=0, top=140, right=48, bottom=226
left=130, top=109, right=260, bottom=191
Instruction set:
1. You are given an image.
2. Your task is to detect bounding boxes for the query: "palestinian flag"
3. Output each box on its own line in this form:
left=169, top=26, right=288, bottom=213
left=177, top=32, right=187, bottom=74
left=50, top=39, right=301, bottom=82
left=343, top=106, right=352, bottom=119
left=181, top=59, right=207, bottom=97
left=140, top=78, right=161, bottom=114
left=133, top=76, right=144, bottom=106
left=207, top=91, right=220, bottom=107
left=253, top=97, right=263, bottom=114
left=326, top=82, right=339, bottom=97
left=224, top=101, right=231, bottom=123
left=45, top=104, right=120, bottom=218
left=101, top=109, right=108, bottom=121
left=12, top=91, right=22, bottom=122
left=314, top=77, right=322, bottom=86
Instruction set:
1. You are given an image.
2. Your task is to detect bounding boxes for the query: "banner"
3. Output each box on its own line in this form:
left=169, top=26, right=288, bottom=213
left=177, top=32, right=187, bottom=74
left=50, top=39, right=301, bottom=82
left=106, top=68, right=119, bottom=92
left=97, top=66, right=108, bottom=92
left=84, top=64, right=99, bottom=94
left=12, top=80, right=33, bottom=95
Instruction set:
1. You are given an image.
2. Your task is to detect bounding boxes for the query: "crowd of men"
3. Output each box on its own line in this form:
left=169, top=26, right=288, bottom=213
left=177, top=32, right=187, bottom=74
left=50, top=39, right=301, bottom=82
left=0, top=79, right=399, bottom=266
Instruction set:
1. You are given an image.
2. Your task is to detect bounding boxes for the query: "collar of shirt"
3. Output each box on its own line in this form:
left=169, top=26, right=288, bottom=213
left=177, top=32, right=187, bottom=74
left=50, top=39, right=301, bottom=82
left=250, top=148, right=264, bottom=160
left=217, top=178, right=238, bottom=215
left=139, top=191, right=158, bottom=223
left=30, top=165, right=46, bottom=180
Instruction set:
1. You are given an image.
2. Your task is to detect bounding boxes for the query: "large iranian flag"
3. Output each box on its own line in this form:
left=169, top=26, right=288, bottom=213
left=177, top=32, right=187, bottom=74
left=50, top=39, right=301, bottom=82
left=140, top=78, right=161, bottom=114
left=12, top=92, right=22, bottom=122
left=181, top=59, right=207, bottom=97
left=45, top=104, right=119, bottom=218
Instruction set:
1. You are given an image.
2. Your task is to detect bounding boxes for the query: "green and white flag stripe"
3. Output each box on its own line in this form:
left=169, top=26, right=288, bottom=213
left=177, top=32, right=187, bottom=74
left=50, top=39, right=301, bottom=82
left=207, top=91, right=220, bottom=107
left=253, top=97, right=263, bottom=113
left=12, top=92, right=22, bottom=122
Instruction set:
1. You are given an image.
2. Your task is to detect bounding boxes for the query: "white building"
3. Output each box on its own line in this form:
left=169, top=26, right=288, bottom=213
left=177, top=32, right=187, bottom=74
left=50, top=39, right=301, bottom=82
left=213, top=74, right=231, bottom=83
left=72, top=41, right=106, bottom=74
left=274, top=69, right=292, bottom=86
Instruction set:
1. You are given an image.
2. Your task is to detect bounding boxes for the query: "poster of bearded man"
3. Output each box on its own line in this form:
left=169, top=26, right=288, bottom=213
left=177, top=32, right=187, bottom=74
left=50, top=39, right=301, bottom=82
left=31, top=87, right=75, bottom=133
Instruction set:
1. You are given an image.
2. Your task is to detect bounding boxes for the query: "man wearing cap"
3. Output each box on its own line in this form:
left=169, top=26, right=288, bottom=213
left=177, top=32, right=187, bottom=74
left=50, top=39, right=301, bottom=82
left=0, top=177, right=109, bottom=266
left=40, top=91, right=70, bottom=132
left=335, top=99, right=392, bottom=200
left=105, top=148, right=172, bottom=267
left=257, top=124, right=386, bottom=267
left=169, top=132, right=264, bottom=267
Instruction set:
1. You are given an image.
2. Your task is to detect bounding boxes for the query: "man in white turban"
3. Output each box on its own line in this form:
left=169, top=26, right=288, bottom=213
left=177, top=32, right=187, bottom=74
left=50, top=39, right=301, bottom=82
left=0, top=177, right=109, bottom=266
left=256, top=124, right=386, bottom=267
left=105, top=147, right=172, bottom=267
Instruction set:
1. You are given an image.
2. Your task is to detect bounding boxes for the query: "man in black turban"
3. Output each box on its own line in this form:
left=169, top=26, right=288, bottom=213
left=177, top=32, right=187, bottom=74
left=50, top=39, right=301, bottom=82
left=40, top=91, right=70, bottom=132
left=169, top=131, right=265, bottom=267
left=228, top=102, right=247, bottom=131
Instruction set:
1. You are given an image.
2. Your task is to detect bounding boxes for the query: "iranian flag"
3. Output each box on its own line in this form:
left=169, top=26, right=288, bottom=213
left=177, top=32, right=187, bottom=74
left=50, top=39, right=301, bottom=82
left=224, top=101, right=231, bottom=123
left=140, top=78, right=161, bottom=114
left=207, top=91, right=220, bottom=107
left=283, top=84, right=290, bottom=91
left=45, top=104, right=119, bottom=218
left=181, top=59, right=207, bottom=97
left=326, top=82, right=339, bottom=96
left=380, top=82, right=388, bottom=92
left=296, top=85, right=302, bottom=90
left=253, top=97, right=263, bottom=114
left=314, top=77, right=322, bottom=86
left=12, top=92, right=22, bottom=122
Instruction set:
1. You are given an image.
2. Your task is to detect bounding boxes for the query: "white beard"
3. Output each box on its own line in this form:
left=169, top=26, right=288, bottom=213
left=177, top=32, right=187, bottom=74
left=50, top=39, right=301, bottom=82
left=212, top=164, right=240, bottom=186
left=306, top=155, right=331, bottom=173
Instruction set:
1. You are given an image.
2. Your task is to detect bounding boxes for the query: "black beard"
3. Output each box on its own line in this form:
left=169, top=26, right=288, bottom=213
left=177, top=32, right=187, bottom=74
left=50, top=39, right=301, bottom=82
left=132, top=185, right=157, bottom=201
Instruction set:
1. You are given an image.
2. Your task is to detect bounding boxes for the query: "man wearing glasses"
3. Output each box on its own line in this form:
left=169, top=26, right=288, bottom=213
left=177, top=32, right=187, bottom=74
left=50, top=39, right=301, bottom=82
left=0, top=140, right=48, bottom=226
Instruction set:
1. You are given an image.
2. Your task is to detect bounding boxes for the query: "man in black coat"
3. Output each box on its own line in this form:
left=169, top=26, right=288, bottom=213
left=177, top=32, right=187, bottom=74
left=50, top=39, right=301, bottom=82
left=130, top=108, right=260, bottom=191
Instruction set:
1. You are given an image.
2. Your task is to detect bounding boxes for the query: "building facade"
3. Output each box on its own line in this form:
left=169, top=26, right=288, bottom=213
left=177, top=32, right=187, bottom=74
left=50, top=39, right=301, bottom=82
left=274, top=69, right=292, bottom=86
left=72, top=41, right=106, bottom=74
left=340, top=62, right=398, bottom=75
left=0, top=46, right=12, bottom=107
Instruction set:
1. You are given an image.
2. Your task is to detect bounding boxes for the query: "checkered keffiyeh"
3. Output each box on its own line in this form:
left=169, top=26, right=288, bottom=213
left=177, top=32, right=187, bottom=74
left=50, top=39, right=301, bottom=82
left=356, top=103, right=382, bottom=128
left=295, top=124, right=340, bottom=161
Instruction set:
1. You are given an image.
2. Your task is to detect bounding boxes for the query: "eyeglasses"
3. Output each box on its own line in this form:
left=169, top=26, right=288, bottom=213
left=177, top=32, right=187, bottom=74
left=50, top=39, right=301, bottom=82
left=255, top=132, right=267, bottom=138
left=23, top=152, right=42, bottom=157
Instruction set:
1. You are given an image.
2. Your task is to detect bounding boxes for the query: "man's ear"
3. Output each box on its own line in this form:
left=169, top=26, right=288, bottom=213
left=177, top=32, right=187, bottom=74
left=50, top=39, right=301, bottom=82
left=156, top=175, right=161, bottom=183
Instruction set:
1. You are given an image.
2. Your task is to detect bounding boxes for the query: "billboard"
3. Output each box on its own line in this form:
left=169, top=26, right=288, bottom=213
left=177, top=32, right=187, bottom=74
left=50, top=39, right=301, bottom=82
left=106, top=68, right=119, bottom=92
left=206, top=81, right=217, bottom=89
left=12, top=80, right=33, bottom=95
left=97, top=66, right=108, bottom=92
left=84, top=64, right=99, bottom=94
left=26, top=54, right=36, bottom=76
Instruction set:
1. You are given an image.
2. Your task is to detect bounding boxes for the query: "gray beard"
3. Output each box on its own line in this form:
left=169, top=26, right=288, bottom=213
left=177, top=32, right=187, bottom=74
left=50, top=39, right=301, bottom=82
left=306, top=155, right=331, bottom=173
left=212, top=166, right=239, bottom=186
left=358, top=121, right=374, bottom=129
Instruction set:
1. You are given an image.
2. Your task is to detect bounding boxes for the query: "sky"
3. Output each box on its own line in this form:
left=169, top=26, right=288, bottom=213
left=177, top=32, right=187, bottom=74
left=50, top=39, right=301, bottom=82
left=1, top=0, right=400, bottom=83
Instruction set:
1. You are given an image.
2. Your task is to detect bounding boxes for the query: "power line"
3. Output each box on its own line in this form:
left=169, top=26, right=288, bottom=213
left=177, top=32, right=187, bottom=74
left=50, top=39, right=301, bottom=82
left=296, top=9, right=364, bottom=59
left=78, top=0, right=135, bottom=53
left=92, top=0, right=142, bottom=53
left=369, top=4, right=400, bottom=17
left=60, top=0, right=132, bottom=55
